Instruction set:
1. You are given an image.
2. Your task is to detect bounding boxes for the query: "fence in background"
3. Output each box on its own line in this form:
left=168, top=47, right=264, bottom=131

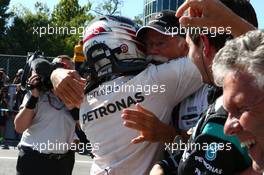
left=0, top=54, right=27, bottom=80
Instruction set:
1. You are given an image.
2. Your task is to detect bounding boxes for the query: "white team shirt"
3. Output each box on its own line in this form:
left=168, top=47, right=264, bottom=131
left=178, top=85, right=209, bottom=131
left=80, top=57, right=203, bottom=175
left=18, top=91, right=76, bottom=154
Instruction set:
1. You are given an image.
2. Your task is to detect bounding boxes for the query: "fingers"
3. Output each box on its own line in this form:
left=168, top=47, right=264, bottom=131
left=190, top=7, right=203, bottom=18
left=69, top=71, right=87, bottom=84
left=176, top=0, right=203, bottom=16
left=122, top=108, right=150, bottom=117
left=131, top=136, right=145, bottom=144
left=27, top=75, right=40, bottom=97
left=176, top=0, right=205, bottom=28
left=179, top=16, right=210, bottom=28
left=188, top=6, right=196, bottom=17
left=67, top=71, right=86, bottom=105
left=175, top=0, right=190, bottom=17
left=122, top=111, right=159, bottom=134
left=122, top=112, right=149, bottom=128
left=123, top=104, right=155, bottom=118
left=122, top=105, right=158, bottom=132
left=66, top=78, right=85, bottom=102
left=136, top=103, right=155, bottom=116
left=54, top=83, right=75, bottom=107
left=64, top=102, right=74, bottom=110
left=56, top=78, right=84, bottom=107
left=123, top=119, right=146, bottom=131
left=150, top=164, right=165, bottom=175
left=28, top=74, right=39, bottom=84
left=122, top=105, right=162, bottom=143
left=51, top=69, right=85, bottom=107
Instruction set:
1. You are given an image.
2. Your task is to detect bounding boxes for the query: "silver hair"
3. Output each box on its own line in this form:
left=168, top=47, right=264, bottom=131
left=212, top=30, right=264, bottom=89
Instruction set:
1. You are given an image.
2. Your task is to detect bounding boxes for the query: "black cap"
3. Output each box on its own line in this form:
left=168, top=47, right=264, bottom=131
left=137, top=10, right=182, bottom=40
left=31, top=58, right=52, bottom=78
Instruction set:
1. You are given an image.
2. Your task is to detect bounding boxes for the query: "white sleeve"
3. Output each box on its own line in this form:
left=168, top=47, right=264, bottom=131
left=20, top=92, right=30, bottom=110
left=151, top=57, right=203, bottom=105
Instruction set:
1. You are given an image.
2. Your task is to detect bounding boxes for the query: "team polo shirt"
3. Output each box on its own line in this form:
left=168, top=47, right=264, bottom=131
left=178, top=96, right=251, bottom=175
left=18, top=91, right=76, bottom=154
left=80, top=57, right=203, bottom=175
left=178, top=85, right=209, bottom=131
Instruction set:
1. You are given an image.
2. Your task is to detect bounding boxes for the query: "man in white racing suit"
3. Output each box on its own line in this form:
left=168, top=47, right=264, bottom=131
left=51, top=15, right=202, bottom=175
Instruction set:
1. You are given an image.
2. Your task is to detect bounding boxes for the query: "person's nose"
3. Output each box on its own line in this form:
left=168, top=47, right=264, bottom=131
left=224, top=115, right=243, bottom=135
left=147, top=45, right=160, bottom=55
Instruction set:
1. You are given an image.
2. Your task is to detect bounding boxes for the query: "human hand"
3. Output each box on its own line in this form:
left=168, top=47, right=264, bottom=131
left=149, top=164, right=165, bottom=175
left=51, top=68, right=86, bottom=108
left=176, top=0, right=233, bottom=28
left=27, top=74, right=40, bottom=97
left=65, top=103, right=75, bottom=110
left=122, top=103, right=173, bottom=144
left=175, top=0, right=256, bottom=37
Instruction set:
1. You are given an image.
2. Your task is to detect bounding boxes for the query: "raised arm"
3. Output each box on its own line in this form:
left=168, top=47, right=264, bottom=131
left=50, top=68, right=86, bottom=108
left=14, top=74, right=39, bottom=133
left=175, top=0, right=256, bottom=37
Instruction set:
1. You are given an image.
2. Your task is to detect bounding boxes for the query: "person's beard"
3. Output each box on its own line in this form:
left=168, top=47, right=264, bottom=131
left=146, top=55, right=169, bottom=63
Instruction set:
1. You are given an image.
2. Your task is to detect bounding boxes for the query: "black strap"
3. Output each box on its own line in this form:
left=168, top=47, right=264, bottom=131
left=69, top=108, right=79, bottom=121
left=194, top=103, right=227, bottom=139
left=207, top=86, right=223, bottom=105
left=25, top=96, right=39, bottom=109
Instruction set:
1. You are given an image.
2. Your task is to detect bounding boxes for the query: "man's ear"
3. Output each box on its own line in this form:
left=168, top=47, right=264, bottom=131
left=200, top=34, right=211, bottom=57
left=179, top=38, right=189, bottom=56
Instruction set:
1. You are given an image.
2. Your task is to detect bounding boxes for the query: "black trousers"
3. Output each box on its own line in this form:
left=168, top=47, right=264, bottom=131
left=16, top=147, right=75, bottom=175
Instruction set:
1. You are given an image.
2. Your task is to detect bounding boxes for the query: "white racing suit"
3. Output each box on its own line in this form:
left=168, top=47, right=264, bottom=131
left=79, top=57, right=203, bottom=175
